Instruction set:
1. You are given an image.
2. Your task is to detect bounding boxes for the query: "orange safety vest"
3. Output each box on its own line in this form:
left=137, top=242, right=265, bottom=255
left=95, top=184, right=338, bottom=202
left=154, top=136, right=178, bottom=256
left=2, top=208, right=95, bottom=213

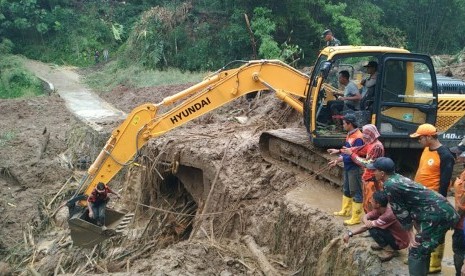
left=346, top=129, right=363, bottom=146
left=414, top=147, right=441, bottom=192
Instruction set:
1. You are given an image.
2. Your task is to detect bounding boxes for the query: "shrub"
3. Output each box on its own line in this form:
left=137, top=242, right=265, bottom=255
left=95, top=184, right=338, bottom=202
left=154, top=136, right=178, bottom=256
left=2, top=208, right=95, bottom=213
left=0, top=38, right=14, bottom=54
left=0, top=55, right=43, bottom=98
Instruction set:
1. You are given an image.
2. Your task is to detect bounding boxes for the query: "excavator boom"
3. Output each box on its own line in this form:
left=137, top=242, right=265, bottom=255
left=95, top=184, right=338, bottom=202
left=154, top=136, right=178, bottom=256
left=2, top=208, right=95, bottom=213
left=80, top=60, right=309, bottom=197
left=68, top=60, right=311, bottom=246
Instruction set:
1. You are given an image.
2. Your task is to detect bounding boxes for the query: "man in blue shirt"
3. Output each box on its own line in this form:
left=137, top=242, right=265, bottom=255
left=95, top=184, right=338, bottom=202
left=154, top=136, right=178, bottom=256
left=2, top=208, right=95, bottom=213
left=328, top=114, right=364, bottom=225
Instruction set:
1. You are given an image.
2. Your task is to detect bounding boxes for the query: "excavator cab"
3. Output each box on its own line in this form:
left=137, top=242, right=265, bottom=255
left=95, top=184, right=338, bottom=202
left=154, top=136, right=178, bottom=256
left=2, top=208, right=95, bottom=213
left=307, top=53, right=382, bottom=145
left=302, top=48, right=441, bottom=173
left=305, top=48, right=439, bottom=149
left=374, top=53, right=438, bottom=136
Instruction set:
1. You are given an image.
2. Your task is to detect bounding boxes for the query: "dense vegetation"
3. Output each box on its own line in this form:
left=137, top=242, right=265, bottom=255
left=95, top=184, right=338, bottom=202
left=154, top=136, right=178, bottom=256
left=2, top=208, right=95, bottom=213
left=1, top=0, right=465, bottom=94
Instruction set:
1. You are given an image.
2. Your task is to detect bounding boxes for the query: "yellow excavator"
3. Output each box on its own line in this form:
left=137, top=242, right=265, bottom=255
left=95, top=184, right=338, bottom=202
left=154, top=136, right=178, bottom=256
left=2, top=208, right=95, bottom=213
left=68, top=46, right=465, bottom=246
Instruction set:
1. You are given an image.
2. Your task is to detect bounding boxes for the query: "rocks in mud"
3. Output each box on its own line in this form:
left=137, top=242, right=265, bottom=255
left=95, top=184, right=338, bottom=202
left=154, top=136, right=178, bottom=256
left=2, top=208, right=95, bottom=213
left=220, top=270, right=234, bottom=276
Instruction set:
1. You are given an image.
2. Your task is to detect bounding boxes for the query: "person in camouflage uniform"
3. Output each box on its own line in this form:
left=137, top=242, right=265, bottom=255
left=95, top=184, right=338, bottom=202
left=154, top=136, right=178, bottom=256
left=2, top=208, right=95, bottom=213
left=368, top=157, right=459, bottom=276
left=322, top=29, right=341, bottom=47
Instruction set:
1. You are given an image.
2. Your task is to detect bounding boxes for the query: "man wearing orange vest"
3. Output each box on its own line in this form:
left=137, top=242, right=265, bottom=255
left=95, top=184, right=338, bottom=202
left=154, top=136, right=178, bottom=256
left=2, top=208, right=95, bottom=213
left=328, top=114, right=364, bottom=225
left=450, top=138, right=465, bottom=276
left=410, top=123, right=455, bottom=273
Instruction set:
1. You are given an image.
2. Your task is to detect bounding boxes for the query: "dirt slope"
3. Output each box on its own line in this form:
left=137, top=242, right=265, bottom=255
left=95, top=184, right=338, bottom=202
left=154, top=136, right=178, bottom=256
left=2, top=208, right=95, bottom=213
left=0, top=96, right=73, bottom=263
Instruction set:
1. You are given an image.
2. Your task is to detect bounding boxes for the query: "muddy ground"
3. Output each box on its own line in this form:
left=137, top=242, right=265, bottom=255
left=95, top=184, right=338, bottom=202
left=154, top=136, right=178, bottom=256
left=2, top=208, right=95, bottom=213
left=1, top=57, right=464, bottom=275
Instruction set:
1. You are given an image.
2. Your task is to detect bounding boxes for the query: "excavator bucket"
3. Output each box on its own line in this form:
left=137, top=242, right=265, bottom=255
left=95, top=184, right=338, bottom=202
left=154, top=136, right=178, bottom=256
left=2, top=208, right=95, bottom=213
left=68, top=208, right=131, bottom=247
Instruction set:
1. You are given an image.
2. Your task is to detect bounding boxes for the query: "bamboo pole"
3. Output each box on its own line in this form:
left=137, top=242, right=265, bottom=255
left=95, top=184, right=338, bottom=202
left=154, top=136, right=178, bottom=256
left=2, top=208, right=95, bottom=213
left=47, top=175, right=74, bottom=209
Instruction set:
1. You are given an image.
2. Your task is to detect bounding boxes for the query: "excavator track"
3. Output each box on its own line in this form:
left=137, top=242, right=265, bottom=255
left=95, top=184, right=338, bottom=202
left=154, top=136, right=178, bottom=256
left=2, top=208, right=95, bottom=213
left=259, top=128, right=343, bottom=186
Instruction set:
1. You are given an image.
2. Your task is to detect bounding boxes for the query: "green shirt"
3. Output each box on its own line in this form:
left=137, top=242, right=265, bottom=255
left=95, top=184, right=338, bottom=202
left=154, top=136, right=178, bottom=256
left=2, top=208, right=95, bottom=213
left=326, top=37, right=341, bottom=47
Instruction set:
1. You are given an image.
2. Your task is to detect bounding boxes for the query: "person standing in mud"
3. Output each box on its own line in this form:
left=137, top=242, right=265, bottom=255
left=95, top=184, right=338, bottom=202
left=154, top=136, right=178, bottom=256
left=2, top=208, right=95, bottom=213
left=340, top=124, right=384, bottom=213
left=368, top=157, right=458, bottom=276
left=410, top=123, right=455, bottom=273
left=87, top=182, right=120, bottom=229
left=343, top=191, right=409, bottom=262
left=327, top=114, right=364, bottom=225
left=449, top=138, right=465, bottom=276
left=411, top=124, right=455, bottom=198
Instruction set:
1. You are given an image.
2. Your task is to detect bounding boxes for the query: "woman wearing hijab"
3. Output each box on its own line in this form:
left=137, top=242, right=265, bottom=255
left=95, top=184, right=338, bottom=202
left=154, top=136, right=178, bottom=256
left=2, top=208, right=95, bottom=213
left=341, top=124, right=385, bottom=213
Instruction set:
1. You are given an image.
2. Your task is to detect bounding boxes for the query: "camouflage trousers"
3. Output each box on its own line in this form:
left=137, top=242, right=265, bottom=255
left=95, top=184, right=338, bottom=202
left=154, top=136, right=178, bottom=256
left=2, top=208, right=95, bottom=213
left=409, top=219, right=456, bottom=259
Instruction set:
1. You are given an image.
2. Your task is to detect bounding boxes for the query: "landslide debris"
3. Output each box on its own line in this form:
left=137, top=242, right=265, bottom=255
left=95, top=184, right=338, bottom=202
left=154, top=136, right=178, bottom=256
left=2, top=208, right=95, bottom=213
left=0, top=64, right=410, bottom=275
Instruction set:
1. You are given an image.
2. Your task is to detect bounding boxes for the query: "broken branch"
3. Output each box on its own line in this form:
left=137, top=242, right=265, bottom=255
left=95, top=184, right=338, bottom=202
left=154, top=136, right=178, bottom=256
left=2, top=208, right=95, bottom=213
left=241, top=235, right=277, bottom=276
left=47, top=175, right=74, bottom=209
left=38, top=127, right=50, bottom=160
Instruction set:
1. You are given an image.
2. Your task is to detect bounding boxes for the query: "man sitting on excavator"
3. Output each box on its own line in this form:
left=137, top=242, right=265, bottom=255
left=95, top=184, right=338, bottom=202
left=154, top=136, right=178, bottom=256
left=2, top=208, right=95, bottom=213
left=360, top=61, right=378, bottom=112
left=87, top=182, right=121, bottom=229
left=327, top=70, right=361, bottom=127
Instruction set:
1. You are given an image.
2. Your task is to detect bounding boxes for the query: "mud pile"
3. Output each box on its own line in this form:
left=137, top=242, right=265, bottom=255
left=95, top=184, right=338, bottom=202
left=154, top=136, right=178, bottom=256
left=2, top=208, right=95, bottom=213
left=434, top=54, right=465, bottom=79
left=93, top=89, right=389, bottom=274
left=0, top=96, right=72, bottom=253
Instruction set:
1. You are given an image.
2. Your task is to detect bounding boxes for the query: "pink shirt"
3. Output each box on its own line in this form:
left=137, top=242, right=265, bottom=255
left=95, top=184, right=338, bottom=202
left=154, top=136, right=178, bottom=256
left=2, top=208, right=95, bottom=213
left=366, top=206, right=410, bottom=249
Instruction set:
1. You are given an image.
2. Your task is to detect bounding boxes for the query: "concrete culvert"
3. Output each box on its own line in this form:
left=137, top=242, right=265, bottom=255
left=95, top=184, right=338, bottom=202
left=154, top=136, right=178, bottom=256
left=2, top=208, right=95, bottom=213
left=135, top=160, right=199, bottom=244
left=158, top=172, right=198, bottom=240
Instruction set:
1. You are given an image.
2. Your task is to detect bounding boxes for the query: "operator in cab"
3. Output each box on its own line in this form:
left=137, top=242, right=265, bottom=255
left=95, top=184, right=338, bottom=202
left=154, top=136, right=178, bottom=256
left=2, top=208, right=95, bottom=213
left=327, top=70, right=361, bottom=126
left=360, top=61, right=378, bottom=112
left=87, top=182, right=121, bottom=229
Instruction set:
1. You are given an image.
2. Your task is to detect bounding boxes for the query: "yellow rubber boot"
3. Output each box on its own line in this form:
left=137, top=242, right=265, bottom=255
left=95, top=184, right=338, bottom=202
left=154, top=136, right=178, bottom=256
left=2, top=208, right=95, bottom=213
left=343, top=202, right=363, bottom=225
left=333, top=195, right=352, bottom=217
left=429, top=243, right=445, bottom=273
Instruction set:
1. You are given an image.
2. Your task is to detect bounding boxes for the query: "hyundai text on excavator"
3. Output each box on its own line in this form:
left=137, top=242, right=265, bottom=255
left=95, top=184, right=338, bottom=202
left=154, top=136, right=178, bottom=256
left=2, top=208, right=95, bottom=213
left=68, top=46, right=465, bottom=246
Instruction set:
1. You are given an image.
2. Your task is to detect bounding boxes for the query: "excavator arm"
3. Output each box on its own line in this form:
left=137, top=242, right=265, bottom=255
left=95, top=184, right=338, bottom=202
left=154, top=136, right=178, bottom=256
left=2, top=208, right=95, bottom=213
left=75, top=60, right=311, bottom=202
left=69, top=60, right=310, bottom=246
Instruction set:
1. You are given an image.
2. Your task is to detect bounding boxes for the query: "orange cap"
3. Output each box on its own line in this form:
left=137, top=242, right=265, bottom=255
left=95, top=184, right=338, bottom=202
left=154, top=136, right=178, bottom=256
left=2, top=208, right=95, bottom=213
left=409, top=123, right=438, bottom=138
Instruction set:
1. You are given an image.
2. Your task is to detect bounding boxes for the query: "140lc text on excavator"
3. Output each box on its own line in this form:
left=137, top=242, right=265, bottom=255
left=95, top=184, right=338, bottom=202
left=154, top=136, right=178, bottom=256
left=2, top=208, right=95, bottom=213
left=67, top=46, right=465, bottom=246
